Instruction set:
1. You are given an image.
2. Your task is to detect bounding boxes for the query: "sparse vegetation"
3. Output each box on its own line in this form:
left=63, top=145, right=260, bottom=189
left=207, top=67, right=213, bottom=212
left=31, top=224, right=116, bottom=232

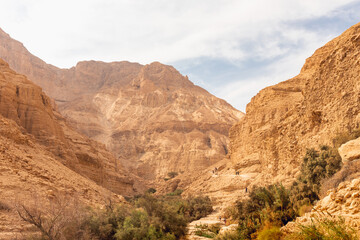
left=194, top=223, right=220, bottom=238
left=332, top=128, right=360, bottom=148
left=285, top=215, right=358, bottom=240
left=16, top=196, right=92, bottom=240
left=166, top=189, right=183, bottom=196
left=18, top=193, right=212, bottom=240
left=218, top=145, right=344, bottom=239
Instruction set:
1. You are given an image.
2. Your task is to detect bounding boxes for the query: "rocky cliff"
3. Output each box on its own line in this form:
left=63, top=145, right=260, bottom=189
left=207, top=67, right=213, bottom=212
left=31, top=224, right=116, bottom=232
left=0, top=28, right=243, bottom=180
left=0, top=58, right=141, bottom=197
left=0, top=60, right=131, bottom=238
left=182, top=22, right=360, bottom=208
left=228, top=22, right=360, bottom=186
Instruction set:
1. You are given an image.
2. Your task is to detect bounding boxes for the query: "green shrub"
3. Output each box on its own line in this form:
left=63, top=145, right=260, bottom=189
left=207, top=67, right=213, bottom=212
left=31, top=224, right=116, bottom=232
left=285, top=216, right=358, bottom=240
left=194, top=223, right=221, bottom=238
left=115, top=209, right=150, bottom=240
left=185, top=196, right=213, bottom=221
left=257, top=226, right=283, bottom=240
left=232, top=184, right=296, bottom=239
left=290, top=146, right=342, bottom=209
left=194, top=224, right=217, bottom=238
left=214, top=230, right=242, bottom=240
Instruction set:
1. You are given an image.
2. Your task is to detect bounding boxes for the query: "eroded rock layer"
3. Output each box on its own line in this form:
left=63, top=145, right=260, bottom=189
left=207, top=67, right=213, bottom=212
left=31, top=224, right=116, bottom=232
left=0, top=58, right=140, bottom=197
left=229, top=22, right=360, bottom=186
left=182, top=23, right=360, bottom=208
left=0, top=28, right=243, bottom=180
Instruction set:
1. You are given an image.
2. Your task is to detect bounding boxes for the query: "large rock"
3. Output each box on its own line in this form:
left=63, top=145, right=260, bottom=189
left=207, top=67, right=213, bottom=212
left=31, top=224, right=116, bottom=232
left=283, top=177, right=360, bottom=233
left=0, top=28, right=244, bottom=180
left=339, top=137, right=360, bottom=162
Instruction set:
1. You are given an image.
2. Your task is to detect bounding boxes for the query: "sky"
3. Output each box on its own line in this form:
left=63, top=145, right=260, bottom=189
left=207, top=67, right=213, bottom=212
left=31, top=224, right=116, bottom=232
left=0, top=0, right=360, bottom=112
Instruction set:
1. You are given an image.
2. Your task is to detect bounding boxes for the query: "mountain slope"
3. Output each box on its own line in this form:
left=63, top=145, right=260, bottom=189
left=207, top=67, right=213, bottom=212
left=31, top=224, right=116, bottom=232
left=183, top=22, right=360, bottom=207
left=0, top=59, right=128, bottom=239
left=0, top=28, right=244, bottom=180
left=0, top=58, right=141, bottom=196
left=229, top=22, right=360, bottom=186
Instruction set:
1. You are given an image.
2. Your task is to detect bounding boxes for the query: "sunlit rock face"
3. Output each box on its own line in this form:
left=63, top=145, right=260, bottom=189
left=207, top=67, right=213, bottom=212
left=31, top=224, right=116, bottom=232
left=0, top=58, right=141, bottom=197
left=0, top=28, right=244, bottom=180
left=229, top=22, right=360, bottom=186
left=0, top=58, right=139, bottom=238
left=183, top=22, right=360, bottom=208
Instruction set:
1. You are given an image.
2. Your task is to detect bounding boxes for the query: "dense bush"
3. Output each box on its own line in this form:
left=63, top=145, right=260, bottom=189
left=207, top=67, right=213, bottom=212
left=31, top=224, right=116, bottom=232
left=290, top=146, right=342, bottom=209
left=232, top=184, right=296, bottom=239
left=257, top=226, right=283, bottom=240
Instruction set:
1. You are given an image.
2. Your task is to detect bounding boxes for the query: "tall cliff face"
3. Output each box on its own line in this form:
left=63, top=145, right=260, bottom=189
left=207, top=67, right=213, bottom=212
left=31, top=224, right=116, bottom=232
left=229, top=22, right=360, bottom=186
left=0, top=58, right=140, bottom=197
left=0, top=28, right=244, bottom=180
left=181, top=22, right=360, bottom=208
left=0, top=59, right=136, bottom=238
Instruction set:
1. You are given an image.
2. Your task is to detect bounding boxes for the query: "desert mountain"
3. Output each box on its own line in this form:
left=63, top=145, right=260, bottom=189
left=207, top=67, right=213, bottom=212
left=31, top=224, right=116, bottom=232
left=183, top=22, right=360, bottom=208
left=0, top=28, right=244, bottom=180
left=0, top=58, right=142, bottom=197
left=0, top=58, right=134, bottom=238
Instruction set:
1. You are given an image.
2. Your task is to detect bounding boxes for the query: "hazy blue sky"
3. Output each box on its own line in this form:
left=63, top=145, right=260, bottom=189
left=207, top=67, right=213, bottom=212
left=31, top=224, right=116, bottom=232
left=0, top=0, right=360, bottom=111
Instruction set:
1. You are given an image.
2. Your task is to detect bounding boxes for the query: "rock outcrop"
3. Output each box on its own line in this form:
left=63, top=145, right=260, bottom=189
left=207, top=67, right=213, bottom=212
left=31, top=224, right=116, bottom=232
left=0, top=58, right=141, bottom=197
left=0, top=107, right=122, bottom=239
left=0, top=28, right=243, bottom=180
left=228, top=22, right=360, bottom=187
left=183, top=22, right=360, bottom=208
left=283, top=177, right=360, bottom=233
left=339, top=137, right=360, bottom=162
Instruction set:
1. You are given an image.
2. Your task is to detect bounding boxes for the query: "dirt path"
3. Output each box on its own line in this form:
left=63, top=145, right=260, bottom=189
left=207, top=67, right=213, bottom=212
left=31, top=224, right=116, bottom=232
left=186, top=209, right=223, bottom=239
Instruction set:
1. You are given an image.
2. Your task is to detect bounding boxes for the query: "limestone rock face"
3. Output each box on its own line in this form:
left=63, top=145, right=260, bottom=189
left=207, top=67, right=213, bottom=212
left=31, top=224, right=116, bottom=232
left=229, top=22, right=360, bottom=187
left=283, top=177, right=360, bottom=233
left=0, top=59, right=65, bottom=144
left=0, top=114, right=124, bottom=239
left=182, top=22, right=360, bottom=209
left=0, top=58, right=140, bottom=197
left=0, top=28, right=243, bottom=180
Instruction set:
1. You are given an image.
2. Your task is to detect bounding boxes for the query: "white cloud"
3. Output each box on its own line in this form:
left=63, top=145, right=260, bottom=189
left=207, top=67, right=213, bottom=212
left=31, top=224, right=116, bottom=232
left=0, top=0, right=358, bottom=111
left=0, top=0, right=356, bottom=66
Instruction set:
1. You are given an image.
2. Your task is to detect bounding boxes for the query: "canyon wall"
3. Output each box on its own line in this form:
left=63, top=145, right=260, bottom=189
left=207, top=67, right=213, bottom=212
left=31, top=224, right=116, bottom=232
left=229, top=22, right=360, bottom=186
left=0, top=28, right=243, bottom=180
left=0, top=58, right=140, bottom=197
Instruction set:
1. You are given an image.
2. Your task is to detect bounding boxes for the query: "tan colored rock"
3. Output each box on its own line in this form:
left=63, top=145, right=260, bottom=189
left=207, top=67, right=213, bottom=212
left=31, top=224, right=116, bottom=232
left=284, top=177, right=360, bottom=233
left=339, top=138, right=360, bottom=162
left=0, top=58, right=141, bottom=197
left=0, top=28, right=244, bottom=181
left=227, top=22, right=360, bottom=189
left=0, top=114, right=122, bottom=239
